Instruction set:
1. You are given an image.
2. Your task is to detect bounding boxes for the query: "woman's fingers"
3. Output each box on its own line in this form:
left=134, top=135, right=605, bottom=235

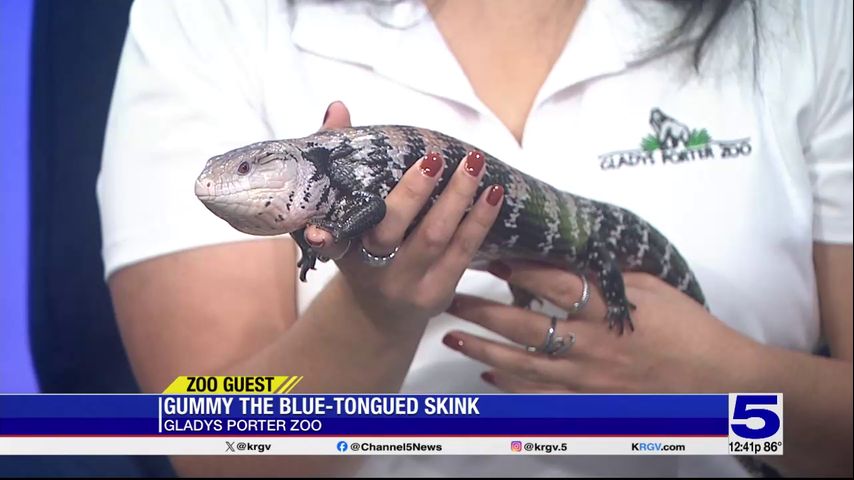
left=429, top=185, right=504, bottom=282
left=360, top=153, right=446, bottom=257
left=448, top=293, right=591, bottom=355
left=311, top=153, right=446, bottom=263
left=320, top=100, right=351, bottom=130
left=305, top=226, right=348, bottom=260
left=493, top=260, right=609, bottom=321
left=309, top=127, right=497, bottom=292
left=448, top=294, right=555, bottom=348
left=405, top=151, right=487, bottom=272
left=442, top=331, right=580, bottom=387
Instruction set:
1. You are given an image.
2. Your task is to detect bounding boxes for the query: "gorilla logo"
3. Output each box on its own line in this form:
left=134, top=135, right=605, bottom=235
left=649, top=108, right=690, bottom=150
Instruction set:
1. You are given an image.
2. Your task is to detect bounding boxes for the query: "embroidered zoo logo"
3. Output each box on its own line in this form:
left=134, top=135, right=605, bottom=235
left=599, top=108, right=752, bottom=171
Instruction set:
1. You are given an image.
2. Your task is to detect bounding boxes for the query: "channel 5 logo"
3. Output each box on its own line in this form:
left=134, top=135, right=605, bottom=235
left=729, top=394, right=783, bottom=440
left=510, top=441, right=522, bottom=452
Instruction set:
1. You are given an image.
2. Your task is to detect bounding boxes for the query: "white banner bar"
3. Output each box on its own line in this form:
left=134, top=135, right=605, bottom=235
left=0, top=437, right=743, bottom=456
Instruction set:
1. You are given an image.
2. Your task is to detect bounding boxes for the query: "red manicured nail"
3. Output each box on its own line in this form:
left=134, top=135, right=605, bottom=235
left=487, top=261, right=511, bottom=280
left=442, top=333, right=464, bottom=351
left=421, top=152, right=443, bottom=177
left=465, top=151, right=485, bottom=177
left=486, top=184, right=504, bottom=206
left=481, top=372, right=496, bottom=385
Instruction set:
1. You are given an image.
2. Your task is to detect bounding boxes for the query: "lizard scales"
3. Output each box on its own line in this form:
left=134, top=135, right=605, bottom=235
left=195, top=125, right=706, bottom=332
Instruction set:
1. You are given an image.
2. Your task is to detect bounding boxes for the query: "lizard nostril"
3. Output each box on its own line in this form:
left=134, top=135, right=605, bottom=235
left=195, top=179, right=211, bottom=199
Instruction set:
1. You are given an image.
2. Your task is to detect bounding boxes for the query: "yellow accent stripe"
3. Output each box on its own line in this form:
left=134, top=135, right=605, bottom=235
left=284, top=376, right=303, bottom=394
left=278, top=376, right=298, bottom=394
left=272, top=376, right=291, bottom=394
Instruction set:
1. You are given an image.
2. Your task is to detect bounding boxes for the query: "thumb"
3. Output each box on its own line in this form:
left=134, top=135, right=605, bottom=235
left=320, top=101, right=352, bottom=130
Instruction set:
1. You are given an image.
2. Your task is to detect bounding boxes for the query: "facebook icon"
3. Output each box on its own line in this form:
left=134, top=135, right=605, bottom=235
left=337, top=441, right=348, bottom=452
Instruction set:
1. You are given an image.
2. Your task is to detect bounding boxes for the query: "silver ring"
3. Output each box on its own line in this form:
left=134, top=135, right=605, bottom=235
left=566, top=274, right=590, bottom=316
left=526, top=317, right=577, bottom=356
left=526, top=316, right=557, bottom=354
left=546, top=332, right=576, bottom=356
left=359, top=244, right=399, bottom=267
left=541, top=315, right=558, bottom=352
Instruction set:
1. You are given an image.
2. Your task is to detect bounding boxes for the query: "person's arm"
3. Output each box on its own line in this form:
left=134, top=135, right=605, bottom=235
left=109, top=241, right=421, bottom=476
left=108, top=97, right=504, bottom=476
left=109, top=241, right=428, bottom=396
left=744, top=242, right=852, bottom=476
left=756, top=3, right=854, bottom=473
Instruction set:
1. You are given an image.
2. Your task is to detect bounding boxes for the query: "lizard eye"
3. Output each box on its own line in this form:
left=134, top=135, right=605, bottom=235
left=237, top=161, right=251, bottom=176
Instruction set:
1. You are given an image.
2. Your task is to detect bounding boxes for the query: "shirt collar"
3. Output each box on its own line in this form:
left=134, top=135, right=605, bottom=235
left=290, top=1, right=482, bottom=110
left=534, top=0, right=632, bottom=107
left=289, top=0, right=642, bottom=114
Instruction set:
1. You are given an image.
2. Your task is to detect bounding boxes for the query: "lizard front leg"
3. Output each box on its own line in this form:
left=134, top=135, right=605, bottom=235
left=293, top=190, right=386, bottom=282
left=291, top=228, right=318, bottom=282
left=309, top=190, right=386, bottom=248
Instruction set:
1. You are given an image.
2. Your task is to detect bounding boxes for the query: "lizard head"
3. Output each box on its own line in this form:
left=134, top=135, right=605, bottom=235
left=195, top=140, right=332, bottom=236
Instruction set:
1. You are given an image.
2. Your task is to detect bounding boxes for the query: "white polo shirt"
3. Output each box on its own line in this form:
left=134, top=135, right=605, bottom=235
left=97, top=0, right=852, bottom=476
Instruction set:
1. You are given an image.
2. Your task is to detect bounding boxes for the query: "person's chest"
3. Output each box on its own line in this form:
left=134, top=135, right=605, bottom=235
left=265, top=3, right=820, bottom=351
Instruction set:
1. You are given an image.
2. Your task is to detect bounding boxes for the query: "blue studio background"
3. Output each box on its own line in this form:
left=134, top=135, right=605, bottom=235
left=0, top=0, right=173, bottom=476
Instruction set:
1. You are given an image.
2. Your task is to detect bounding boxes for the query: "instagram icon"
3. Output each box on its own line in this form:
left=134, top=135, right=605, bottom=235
left=510, top=441, right=523, bottom=452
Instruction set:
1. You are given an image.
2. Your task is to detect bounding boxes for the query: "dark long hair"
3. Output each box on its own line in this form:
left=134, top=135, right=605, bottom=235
left=658, top=0, right=760, bottom=73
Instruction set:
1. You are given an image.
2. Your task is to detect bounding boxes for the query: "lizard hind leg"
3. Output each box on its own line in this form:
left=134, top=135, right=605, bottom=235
left=588, top=246, right=636, bottom=334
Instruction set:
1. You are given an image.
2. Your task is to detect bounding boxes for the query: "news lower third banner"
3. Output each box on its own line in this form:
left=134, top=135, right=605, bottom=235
left=0, top=377, right=783, bottom=456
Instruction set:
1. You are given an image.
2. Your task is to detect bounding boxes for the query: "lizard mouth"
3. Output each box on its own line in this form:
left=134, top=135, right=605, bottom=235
left=196, top=187, right=309, bottom=237
left=202, top=200, right=295, bottom=236
left=194, top=178, right=285, bottom=202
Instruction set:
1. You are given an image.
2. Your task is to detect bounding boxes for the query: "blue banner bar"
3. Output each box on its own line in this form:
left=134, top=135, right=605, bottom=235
left=0, top=417, right=727, bottom=436
left=0, top=394, right=729, bottom=436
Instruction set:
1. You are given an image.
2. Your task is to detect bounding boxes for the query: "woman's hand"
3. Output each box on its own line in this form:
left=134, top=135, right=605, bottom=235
left=305, top=102, right=506, bottom=328
left=444, top=260, right=764, bottom=393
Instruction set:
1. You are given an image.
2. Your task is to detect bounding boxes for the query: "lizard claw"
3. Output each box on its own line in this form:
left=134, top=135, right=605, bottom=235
left=606, top=304, right=635, bottom=335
